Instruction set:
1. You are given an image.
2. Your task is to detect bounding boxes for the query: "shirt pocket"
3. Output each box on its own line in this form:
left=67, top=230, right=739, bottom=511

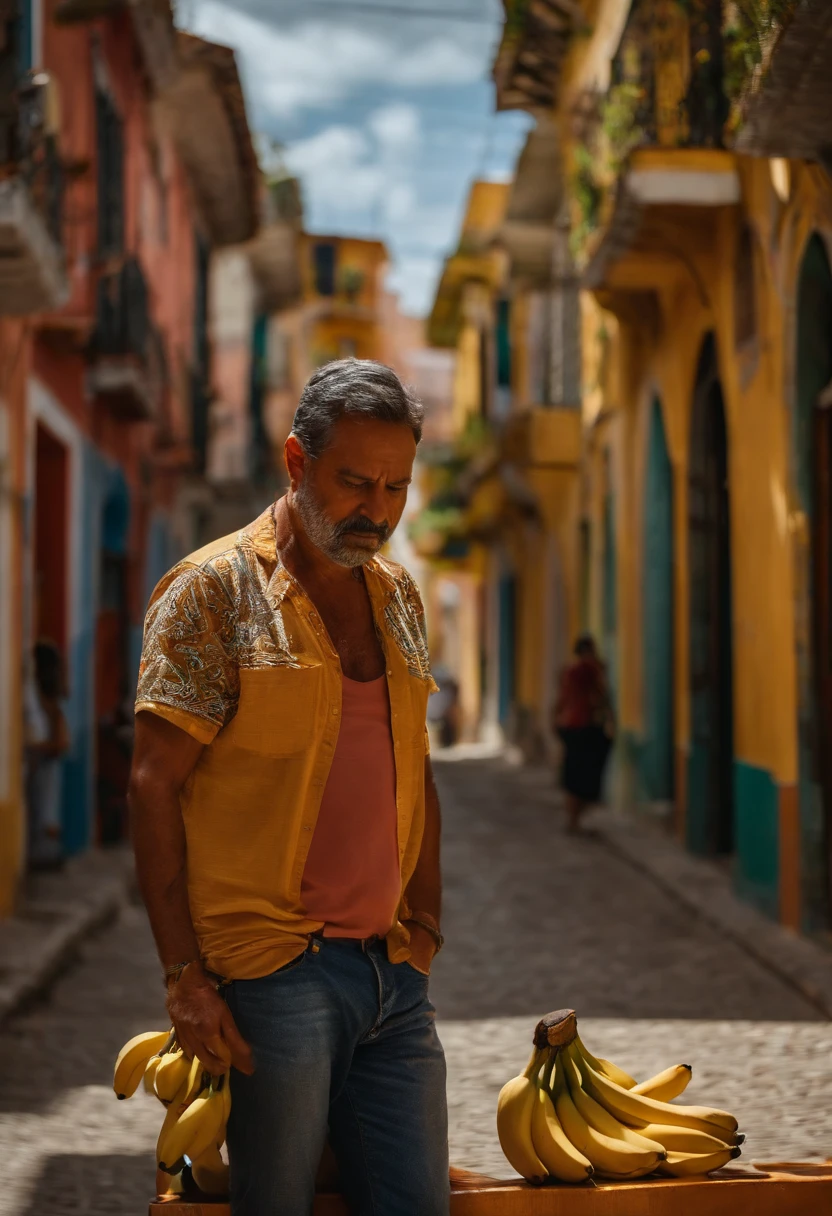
left=223, top=664, right=324, bottom=757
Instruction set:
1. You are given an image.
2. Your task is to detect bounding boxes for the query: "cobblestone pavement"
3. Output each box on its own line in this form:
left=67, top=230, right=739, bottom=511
left=0, top=755, right=829, bottom=1213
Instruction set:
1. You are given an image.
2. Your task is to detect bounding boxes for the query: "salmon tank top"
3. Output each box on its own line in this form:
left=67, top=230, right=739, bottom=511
left=301, top=674, right=401, bottom=938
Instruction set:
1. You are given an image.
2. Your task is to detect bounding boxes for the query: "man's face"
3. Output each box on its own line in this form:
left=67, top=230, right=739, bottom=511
left=292, top=416, right=416, bottom=567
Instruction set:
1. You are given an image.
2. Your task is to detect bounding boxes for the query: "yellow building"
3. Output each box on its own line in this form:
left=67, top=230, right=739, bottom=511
left=490, top=0, right=832, bottom=932
left=264, top=233, right=391, bottom=459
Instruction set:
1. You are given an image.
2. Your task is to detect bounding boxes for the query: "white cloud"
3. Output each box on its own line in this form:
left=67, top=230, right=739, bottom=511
left=369, top=103, right=421, bottom=156
left=188, top=2, right=485, bottom=118
left=386, top=255, right=443, bottom=316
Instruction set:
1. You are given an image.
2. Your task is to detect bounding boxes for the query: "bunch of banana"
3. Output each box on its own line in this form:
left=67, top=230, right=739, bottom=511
left=113, top=1027, right=232, bottom=1196
left=497, top=1008, right=742, bottom=1186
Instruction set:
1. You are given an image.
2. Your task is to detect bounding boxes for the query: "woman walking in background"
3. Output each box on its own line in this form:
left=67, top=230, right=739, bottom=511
left=553, top=635, right=615, bottom=834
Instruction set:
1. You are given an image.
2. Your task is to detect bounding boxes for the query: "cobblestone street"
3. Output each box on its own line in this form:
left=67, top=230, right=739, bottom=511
left=0, top=755, right=830, bottom=1213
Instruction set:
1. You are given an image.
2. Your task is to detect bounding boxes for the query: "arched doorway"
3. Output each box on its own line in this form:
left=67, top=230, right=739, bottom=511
left=795, top=234, right=832, bottom=929
left=642, top=397, right=674, bottom=807
left=687, top=334, right=734, bottom=856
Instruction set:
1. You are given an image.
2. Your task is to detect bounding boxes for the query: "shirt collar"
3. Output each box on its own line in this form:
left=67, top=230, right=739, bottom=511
left=239, top=505, right=399, bottom=608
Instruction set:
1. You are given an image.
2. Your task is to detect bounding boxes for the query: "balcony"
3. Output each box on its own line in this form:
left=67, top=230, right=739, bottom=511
left=0, top=72, right=67, bottom=314
left=493, top=0, right=580, bottom=113
left=86, top=259, right=165, bottom=422
left=576, top=2, right=744, bottom=291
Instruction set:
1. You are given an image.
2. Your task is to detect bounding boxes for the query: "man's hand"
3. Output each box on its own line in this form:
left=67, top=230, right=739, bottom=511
left=406, top=922, right=438, bottom=976
left=166, top=963, right=255, bottom=1077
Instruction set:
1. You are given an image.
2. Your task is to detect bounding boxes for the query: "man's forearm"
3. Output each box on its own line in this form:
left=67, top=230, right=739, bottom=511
left=129, top=780, right=202, bottom=971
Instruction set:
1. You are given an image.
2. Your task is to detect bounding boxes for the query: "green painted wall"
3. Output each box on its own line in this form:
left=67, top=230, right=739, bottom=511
left=733, top=761, right=779, bottom=920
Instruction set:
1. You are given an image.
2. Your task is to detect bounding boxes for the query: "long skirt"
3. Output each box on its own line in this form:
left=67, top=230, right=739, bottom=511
left=558, top=725, right=612, bottom=802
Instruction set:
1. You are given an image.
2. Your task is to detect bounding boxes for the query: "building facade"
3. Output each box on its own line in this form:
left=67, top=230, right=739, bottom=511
left=0, top=0, right=268, bottom=914
left=429, top=0, right=832, bottom=935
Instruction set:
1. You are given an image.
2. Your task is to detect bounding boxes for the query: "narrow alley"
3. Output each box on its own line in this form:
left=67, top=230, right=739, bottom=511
left=0, top=757, right=828, bottom=1215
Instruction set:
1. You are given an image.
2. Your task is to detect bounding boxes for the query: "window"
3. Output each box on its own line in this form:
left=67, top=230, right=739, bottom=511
left=496, top=298, right=511, bottom=388
left=96, top=87, right=124, bottom=257
left=313, top=242, right=337, bottom=296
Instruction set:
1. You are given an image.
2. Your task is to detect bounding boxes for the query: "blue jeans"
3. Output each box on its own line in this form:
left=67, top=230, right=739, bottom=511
left=224, top=937, right=450, bottom=1216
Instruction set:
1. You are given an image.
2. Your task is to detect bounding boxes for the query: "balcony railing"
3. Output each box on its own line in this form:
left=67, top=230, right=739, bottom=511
left=87, top=259, right=166, bottom=421
left=0, top=70, right=67, bottom=313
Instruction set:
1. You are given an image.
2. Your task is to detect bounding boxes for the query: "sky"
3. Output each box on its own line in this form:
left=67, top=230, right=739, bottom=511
left=177, top=0, right=533, bottom=315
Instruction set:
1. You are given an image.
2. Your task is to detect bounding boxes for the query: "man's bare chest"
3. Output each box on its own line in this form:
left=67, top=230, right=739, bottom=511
left=312, top=587, right=385, bottom=682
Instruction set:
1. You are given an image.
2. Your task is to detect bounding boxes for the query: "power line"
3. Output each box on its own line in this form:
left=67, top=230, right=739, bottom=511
left=268, top=0, right=500, bottom=23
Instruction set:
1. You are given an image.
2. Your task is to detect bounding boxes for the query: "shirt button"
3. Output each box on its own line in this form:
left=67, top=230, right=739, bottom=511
left=387, top=669, right=393, bottom=676
left=332, top=706, right=339, bottom=715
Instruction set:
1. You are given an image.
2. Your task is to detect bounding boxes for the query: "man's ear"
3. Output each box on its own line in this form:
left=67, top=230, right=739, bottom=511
left=284, top=434, right=306, bottom=490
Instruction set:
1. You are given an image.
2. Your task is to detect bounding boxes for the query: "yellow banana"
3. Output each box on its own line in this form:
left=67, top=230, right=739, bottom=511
left=574, top=1036, right=636, bottom=1089
left=155, top=1050, right=192, bottom=1105
left=113, top=1030, right=172, bottom=1100
left=631, top=1064, right=692, bottom=1102
left=529, top=1053, right=593, bottom=1183
left=562, top=1047, right=665, bottom=1155
left=217, top=1072, right=232, bottom=1147
left=191, top=1143, right=230, bottom=1196
left=657, top=1146, right=741, bottom=1177
left=635, top=1123, right=738, bottom=1154
left=144, top=1055, right=163, bottom=1095
left=580, top=1057, right=738, bottom=1137
left=496, top=1048, right=548, bottom=1185
left=158, top=1085, right=226, bottom=1174
left=552, top=1055, right=663, bottom=1180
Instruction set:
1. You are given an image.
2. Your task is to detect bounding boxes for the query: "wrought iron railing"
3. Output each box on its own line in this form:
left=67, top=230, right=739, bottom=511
left=93, top=258, right=151, bottom=357
left=15, top=71, right=65, bottom=247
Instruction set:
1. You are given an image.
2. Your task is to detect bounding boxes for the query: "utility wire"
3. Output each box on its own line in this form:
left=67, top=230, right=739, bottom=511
left=267, top=0, right=500, bottom=23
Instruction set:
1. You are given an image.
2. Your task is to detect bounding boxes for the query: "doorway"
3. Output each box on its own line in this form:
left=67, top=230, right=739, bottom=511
left=95, top=472, right=131, bottom=845
left=642, top=397, right=675, bottom=805
left=795, top=234, right=832, bottom=929
left=687, top=334, right=734, bottom=856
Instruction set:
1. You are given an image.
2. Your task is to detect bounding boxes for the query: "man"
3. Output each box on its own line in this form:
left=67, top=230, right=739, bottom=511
left=129, top=359, right=449, bottom=1216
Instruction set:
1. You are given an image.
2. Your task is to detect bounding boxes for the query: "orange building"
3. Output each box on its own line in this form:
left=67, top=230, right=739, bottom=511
left=0, top=0, right=260, bottom=911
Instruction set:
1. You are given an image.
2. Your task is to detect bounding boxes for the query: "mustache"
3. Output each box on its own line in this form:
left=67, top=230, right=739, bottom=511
left=335, top=514, right=391, bottom=542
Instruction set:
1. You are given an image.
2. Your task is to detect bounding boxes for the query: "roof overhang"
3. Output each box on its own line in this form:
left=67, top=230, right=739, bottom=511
left=161, top=33, right=260, bottom=246
left=493, top=0, right=580, bottom=113
left=582, top=149, right=740, bottom=293
left=736, top=0, right=832, bottom=160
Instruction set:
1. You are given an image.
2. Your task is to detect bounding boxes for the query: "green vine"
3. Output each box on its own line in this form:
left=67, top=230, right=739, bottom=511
left=570, top=143, right=603, bottom=262
left=722, top=0, right=795, bottom=114
left=600, top=81, right=647, bottom=173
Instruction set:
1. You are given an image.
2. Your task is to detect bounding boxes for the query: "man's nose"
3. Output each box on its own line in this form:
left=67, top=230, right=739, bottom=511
left=359, top=482, right=389, bottom=524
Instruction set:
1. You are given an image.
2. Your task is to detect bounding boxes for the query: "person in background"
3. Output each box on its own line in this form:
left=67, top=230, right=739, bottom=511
left=552, top=635, right=615, bottom=834
left=25, top=640, right=68, bottom=870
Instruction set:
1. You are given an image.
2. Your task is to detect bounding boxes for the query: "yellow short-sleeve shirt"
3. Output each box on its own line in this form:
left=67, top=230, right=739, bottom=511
left=135, top=507, right=437, bottom=980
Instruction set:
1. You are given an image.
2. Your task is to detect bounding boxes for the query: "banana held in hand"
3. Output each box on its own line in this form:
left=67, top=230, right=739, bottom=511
left=144, top=1054, right=163, bottom=1095
left=113, top=1030, right=172, bottom=1100
left=657, top=1146, right=741, bottom=1177
left=155, top=1050, right=192, bottom=1105
left=158, top=1084, right=226, bottom=1174
left=496, top=1048, right=549, bottom=1185
left=530, top=1052, right=593, bottom=1183
left=191, top=1143, right=230, bottom=1196
left=631, top=1063, right=692, bottom=1102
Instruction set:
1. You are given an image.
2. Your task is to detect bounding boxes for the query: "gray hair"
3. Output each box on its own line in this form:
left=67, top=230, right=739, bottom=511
left=291, top=358, right=424, bottom=459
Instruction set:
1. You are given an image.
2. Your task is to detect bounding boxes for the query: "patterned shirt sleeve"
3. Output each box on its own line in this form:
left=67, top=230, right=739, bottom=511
left=135, top=562, right=239, bottom=745
left=398, top=568, right=440, bottom=694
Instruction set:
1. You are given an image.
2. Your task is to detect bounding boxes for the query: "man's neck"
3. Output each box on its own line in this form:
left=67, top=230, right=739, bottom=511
left=273, top=495, right=365, bottom=589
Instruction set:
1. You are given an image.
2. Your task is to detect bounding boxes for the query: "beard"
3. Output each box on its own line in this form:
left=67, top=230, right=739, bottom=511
left=294, top=478, right=392, bottom=567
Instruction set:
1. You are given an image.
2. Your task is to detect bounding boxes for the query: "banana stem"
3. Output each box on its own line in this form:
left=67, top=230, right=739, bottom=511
left=541, top=1047, right=557, bottom=1091
left=522, top=1046, right=546, bottom=1080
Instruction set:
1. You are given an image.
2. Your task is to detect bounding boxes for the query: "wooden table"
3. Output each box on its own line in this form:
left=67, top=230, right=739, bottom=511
left=150, top=1163, right=832, bottom=1215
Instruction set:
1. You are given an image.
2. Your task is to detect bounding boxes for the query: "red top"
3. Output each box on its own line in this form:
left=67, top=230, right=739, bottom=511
left=557, top=658, right=608, bottom=729
left=301, top=675, right=401, bottom=938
